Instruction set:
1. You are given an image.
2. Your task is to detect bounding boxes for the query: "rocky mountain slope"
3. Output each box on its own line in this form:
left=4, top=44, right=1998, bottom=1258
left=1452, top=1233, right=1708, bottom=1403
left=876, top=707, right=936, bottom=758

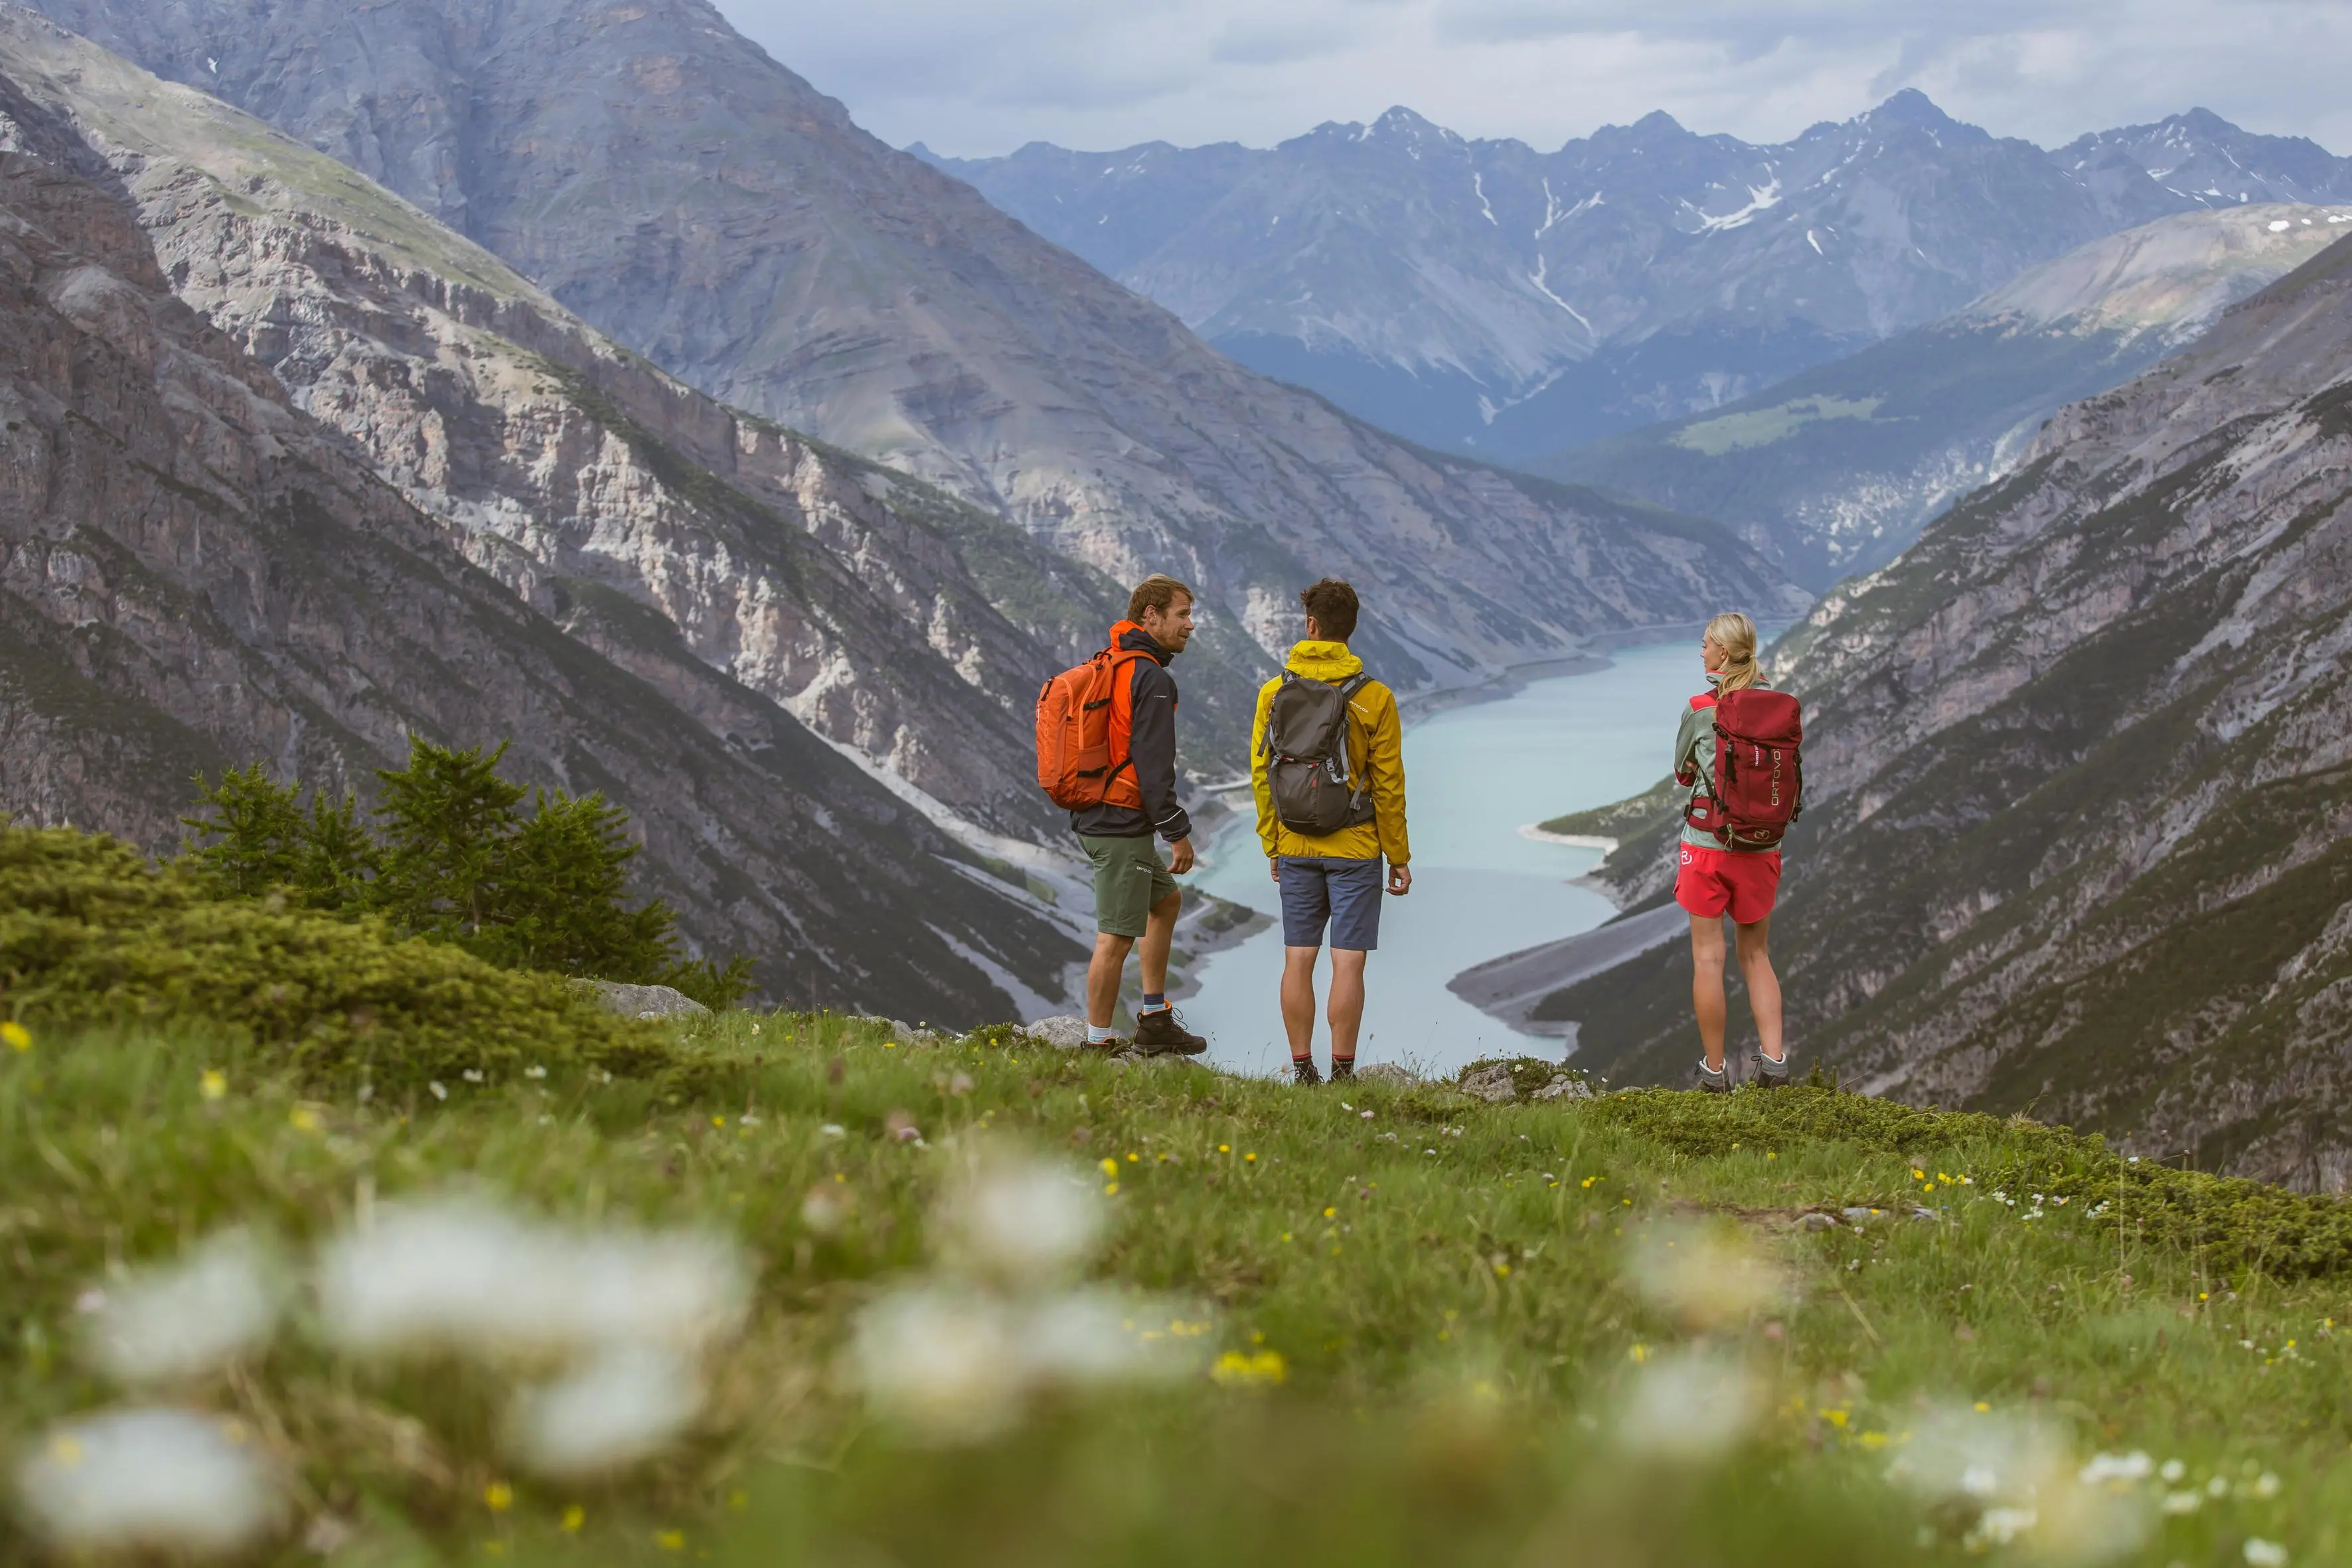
left=0, top=8, right=1170, bottom=834
left=931, top=96, right=2352, bottom=463
left=1542, top=204, right=2352, bottom=586
left=1509, top=232, right=2352, bottom=1189
left=21, top=0, right=1805, bottom=699
left=0, top=40, right=1079, bottom=1024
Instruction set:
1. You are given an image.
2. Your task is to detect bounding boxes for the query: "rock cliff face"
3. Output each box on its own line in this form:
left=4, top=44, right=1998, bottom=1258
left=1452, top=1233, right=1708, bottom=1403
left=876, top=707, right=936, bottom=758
left=19, top=0, right=1808, bottom=698
left=0, top=9, right=1166, bottom=832
left=1542, top=205, right=2352, bottom=586
left=0, top=52, right=1080, bottom=1024
left=930, top=95, right=2352, bottom=461
left=1530, top=232, right=2352, bottom=1189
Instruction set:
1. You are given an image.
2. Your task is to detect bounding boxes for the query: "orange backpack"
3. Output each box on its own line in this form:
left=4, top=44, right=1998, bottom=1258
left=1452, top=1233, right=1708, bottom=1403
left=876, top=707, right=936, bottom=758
left=1036, top=647, right=1148, bottom=811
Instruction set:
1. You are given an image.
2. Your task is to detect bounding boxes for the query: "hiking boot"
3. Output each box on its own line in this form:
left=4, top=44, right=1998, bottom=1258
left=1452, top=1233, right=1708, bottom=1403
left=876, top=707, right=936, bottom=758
left=1693, top=1059, right=1731, bottom=1095
left=1328, top=1058, right=1356, bottom=1084
left=1292, top=1056, right=1322, bottom=1085
left=1131, top=1007, right=1208, bottom=1056
left=1079, top=1034, right=1128, bottom=1055
left=1753, top=1049, right=1792, bottom=1089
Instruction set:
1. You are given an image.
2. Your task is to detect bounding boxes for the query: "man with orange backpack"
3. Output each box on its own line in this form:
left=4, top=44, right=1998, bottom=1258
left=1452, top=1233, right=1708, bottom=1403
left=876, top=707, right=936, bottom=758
left=1035, top=575, right=1207, bottom=1055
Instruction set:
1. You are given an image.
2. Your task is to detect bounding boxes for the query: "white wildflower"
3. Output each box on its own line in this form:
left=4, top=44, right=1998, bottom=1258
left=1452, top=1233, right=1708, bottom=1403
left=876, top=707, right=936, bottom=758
left=82, top=1231, right=285, bottom=1384
left=2079, top=1450, right=2153, bottom=1488
left=2161, top=1490, right=2202, bottom=1514
left=16, top=1409, right=282, bottom=1557
left=2159, top=1459, right=2186, bottom=1483
left=1968, top=1507, right=2038, bottom=1548
left=1615, top=1347, right=1759, bottom=1460
left=850, top=1287, right=1024, bottom=1443
left=935, top=1150, right=1103, bottom=1287
left=2245, top=1539, right=2289, bottom=1567
left=509, top=1343, right=704, bottom=1476
left=1624, top=1220, right=1786, bottom=1330
left=1016, top=1289, right=1198, bottom=1385
left=316, top=1196, right=748, bottom=1358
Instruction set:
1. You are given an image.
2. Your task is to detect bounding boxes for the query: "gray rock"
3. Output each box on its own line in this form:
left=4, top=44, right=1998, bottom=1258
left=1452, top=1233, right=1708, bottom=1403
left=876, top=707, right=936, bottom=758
left=1532, top=1074, right=1593, bottom=1102
left=1354, top=1063, right=1419, bottom=1086
left=1840, top=1206, right=1878, bottom=1225
left=1024, top=1015, right=1091, bottom=1050
left=577, top=980, right=710, bottom=1021
left=1458, top=1063, right=1519, bottom=1103
left=1800, top=1212, right=1839, bottom=1231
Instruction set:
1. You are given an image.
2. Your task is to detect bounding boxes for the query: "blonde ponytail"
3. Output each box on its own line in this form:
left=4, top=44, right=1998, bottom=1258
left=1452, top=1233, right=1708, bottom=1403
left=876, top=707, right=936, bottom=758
left=1705, top=611, right=1761, bottom=693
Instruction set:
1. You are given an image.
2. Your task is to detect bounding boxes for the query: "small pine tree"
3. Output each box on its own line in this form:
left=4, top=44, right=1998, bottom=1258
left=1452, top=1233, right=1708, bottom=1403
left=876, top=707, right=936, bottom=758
left=372, top=738, right=526, bottom=938
left=298, top=789, right=378, bottom=911
left=184, top=738, right=753, bottom=1002
left=181, top=764, right=305, bottom=896
left=478, top=787, right=678, bottom=980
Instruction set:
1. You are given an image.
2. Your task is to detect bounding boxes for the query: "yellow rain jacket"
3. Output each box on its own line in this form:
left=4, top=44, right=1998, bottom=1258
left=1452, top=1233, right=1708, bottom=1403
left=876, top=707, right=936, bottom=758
left=1250, top=641, right=1410, bottom=864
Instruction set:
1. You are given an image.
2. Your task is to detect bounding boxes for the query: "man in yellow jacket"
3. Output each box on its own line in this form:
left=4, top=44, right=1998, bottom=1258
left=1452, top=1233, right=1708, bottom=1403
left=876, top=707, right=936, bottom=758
left=1251, top=578, right=1411, bottom=1085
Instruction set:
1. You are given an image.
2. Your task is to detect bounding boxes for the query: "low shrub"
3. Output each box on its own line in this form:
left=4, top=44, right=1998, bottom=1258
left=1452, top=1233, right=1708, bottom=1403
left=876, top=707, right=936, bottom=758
left=0, top=825, right=673, bottom=1089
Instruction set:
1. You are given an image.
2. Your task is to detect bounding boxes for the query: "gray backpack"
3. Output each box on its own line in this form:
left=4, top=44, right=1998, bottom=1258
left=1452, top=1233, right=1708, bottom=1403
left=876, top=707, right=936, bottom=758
left=1263, top=671, right=1378, bottom=836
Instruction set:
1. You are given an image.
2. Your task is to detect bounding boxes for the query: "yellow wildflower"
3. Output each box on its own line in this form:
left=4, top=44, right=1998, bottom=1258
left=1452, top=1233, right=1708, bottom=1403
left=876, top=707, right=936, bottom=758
left=200, top=1069, right=228, bottom=1101
left=288, top=1107, right=321, bottom=1133
left=656, top=1529, right=686, bottom=1551
left=1, top=1020, right=29, bottom=1052
left=485, top=1482, right=513, bottom=1512
left=561, top=1506, right=586, bottom=1533
left=1101, top=1157, right=1119, bottom=1176
left=1211, top=1349, right=1287, bottom=1387
left=1218, top=1144, right=1230, bottom=1154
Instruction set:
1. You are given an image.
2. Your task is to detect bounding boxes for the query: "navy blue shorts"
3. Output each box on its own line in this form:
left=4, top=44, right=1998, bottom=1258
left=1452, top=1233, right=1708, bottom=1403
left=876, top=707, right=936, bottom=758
left=1277, top=856, right=1384, bottom=951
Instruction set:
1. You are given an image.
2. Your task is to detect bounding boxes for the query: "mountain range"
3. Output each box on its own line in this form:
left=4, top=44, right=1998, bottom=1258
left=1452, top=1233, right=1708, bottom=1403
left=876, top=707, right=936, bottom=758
left=1501, top=228, right=2352, bottom=1188
left=1541, top=203, right=2352, bottom=584
left=0, top=14, right=1082, bottom=1022
left=23, top=0, right=1804, bottom=728
left=926, top=95, right=2352, bottom=473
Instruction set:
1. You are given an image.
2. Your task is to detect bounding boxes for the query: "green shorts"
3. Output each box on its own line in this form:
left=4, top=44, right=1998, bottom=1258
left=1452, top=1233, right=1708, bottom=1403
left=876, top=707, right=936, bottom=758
left=1078, top=833, right=1180, bottom=937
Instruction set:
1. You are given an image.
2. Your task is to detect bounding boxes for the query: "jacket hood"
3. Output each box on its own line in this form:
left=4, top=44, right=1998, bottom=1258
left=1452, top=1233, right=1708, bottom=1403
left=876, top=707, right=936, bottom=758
left=1284, top=639, right=1364, bottom=681
left=1111, top=620, right=1172, bottom=663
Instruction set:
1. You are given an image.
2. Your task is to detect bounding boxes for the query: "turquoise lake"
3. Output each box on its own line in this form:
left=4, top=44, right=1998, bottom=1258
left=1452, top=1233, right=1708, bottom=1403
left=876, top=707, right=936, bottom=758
left=1182, top=639, right=1699, bottom=1077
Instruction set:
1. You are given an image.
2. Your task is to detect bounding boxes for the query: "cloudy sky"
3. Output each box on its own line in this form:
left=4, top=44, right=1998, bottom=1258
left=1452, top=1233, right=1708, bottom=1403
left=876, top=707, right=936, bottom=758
left=720, top=0, right=2352, bottom=159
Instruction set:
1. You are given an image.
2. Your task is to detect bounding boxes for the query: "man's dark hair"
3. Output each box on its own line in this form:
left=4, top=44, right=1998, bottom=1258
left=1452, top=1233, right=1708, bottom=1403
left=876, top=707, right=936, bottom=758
left=1299, top=578, right=1359, bottom=643
left=1127, top=574, right=1195, bottom=621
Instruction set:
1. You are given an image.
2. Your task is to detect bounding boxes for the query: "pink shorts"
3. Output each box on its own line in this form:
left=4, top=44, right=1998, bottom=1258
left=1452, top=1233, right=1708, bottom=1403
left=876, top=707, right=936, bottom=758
left=1675, top=844, right=1781, bottom=925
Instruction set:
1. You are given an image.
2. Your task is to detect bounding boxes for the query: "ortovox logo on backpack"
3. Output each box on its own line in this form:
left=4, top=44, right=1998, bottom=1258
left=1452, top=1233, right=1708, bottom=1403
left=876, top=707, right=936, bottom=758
left=1684, top=688, right=1804, bottom=850
left=1263, top=671, right=1377, bottom=836
left=1036, top=647, right=1150, bottom=810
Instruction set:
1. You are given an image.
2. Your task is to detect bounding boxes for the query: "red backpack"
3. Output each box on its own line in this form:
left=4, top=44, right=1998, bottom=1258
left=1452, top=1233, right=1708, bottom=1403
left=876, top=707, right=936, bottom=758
left=1035, top=645, right=1150, bottom=811
left=1683, top=688, right=1804, bottom=850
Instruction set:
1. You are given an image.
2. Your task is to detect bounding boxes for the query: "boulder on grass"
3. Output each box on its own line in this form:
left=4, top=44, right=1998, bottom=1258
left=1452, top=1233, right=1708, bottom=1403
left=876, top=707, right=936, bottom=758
left=1458, top=1063, right=1518, bottom=1103
left=1355, top=1063, right=1418, bottom=1087
left=574, top=980, right=709, bottom=1021
left=1023, top=1016, right=1091, bottom=1050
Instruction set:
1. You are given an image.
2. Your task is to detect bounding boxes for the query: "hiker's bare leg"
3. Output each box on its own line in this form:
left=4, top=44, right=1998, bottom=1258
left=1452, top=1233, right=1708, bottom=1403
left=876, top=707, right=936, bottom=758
left=1281, top=946, right=1321, bottom=1058
left=1689, top=913, right=1729, bottom=1071
left=1735, top=915, right=1784, bottom=1064
left=1087, top=932, right=1137, bottom=1028
left=1138, top=888, right=1181, bottom=998
left=1327, top=948, right=1368, bottom=1063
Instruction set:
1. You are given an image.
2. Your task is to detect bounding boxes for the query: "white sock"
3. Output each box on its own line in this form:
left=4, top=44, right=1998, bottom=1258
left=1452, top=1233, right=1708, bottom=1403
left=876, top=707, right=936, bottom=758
left=1087, top=1024, right=1118, bottom=1044
left=1697, top=1059, right=1725, bottom=1078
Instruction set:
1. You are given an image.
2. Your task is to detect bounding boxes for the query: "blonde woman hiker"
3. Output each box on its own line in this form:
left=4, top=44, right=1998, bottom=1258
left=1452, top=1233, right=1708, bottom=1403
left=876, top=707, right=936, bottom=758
left=1250, top=578, right=1411, bottom=1085
left=1672, top=612, right=1804, bottom=1092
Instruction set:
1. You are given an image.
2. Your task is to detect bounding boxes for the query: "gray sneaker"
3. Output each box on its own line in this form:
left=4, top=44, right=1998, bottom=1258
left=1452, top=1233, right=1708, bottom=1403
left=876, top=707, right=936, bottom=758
left=1753, top=1049, right=1792, bottom=1089
left=1131, top=1008, right=1208, bottom=1056
left=1693, top=1059, right=1731, bottom=1095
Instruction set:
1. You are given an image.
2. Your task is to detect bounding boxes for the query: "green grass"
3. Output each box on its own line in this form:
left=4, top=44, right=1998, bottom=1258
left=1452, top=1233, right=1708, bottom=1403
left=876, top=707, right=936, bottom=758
left=9, top=1010, right=2352, bottom=1565
left=1668, top=396, right=1887, bottom=457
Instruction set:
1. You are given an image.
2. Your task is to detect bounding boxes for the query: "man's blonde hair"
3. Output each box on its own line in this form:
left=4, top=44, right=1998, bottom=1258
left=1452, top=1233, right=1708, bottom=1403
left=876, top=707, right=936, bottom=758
left=1705, top=611, right=1762, bottom=693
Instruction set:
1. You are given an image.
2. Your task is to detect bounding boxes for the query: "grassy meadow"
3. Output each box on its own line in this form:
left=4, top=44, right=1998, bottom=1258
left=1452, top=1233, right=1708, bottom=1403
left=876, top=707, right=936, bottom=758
left=9, top=1002, right=2352, bottom=1567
